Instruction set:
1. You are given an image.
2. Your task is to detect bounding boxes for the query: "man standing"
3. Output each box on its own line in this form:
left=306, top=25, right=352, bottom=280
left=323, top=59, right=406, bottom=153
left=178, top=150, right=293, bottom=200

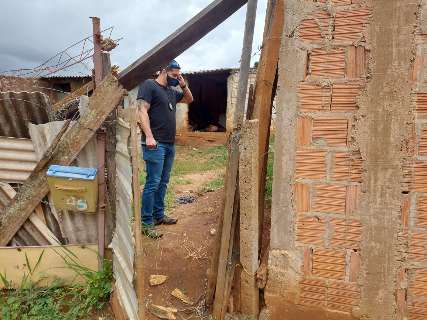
left=136, top=60, right=193, bottom=239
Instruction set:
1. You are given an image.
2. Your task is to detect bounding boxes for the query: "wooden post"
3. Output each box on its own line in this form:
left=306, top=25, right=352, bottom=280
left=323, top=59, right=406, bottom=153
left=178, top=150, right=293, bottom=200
left=211, top=0, right=258, bottom=319
left=252, top=0, right=284, bottom=239
left=130, top=108, right=145, bottom=320
left=91, top=17, right=103, bottom=87
left=239, top=119, right=260, bottom=315
left=96, top=131, right=106, bottom=268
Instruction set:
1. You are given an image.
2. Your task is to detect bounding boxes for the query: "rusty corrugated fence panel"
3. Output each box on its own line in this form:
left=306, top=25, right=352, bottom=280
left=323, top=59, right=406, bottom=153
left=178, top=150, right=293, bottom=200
left=111, top=117, right=138, bottom=320
left=0, top=91, right=52, bottom=138
left=0, top=136, right=37, bottom=183
left=28, top=121, right=98, bottom=244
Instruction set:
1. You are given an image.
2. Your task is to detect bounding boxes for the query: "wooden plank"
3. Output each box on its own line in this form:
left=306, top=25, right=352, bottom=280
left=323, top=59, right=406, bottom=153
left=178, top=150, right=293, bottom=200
left=239, top=119, right=260, bottom=315
left=212, top=1, right=258, bottom=318
left=96, top=132, right=106, bottom=268
left=175, top=132, right=228, bottom=147
left=110, top=286, right=129, bottom=320
left=105, top=110, right=117, bottom=245
left=0, top=244, right=98, bottom=288
left=34, top=204, right=46, bottom=225
left=0, top=182, right=60, bottom=246
left=252, top=0, right=284, bottom=236
left=118, top=0, right=248, bottom=89
left=129, top=107, right=145, bottom=320
left=0, top=75, right=124, bottom=246
left=52, top=82, right=93, bottom=112
left=28, top=214, right=60, bottom=245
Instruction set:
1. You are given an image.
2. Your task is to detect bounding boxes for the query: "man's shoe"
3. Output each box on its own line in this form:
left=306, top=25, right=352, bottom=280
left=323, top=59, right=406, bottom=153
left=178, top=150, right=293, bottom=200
left=142, top=224, right=163, bottom=239
left=154, top=215, right=178, bottom=225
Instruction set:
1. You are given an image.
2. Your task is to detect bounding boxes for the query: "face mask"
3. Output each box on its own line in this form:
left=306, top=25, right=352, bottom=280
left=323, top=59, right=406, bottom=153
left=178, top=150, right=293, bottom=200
left=167, top=75, right=179, bottom=87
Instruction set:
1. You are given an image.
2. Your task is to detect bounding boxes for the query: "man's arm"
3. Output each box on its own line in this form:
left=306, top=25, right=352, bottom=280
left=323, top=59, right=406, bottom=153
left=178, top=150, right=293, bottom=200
left=136, top=99, right=157, bottom=148
left=177, top=75, right=194, bottom=104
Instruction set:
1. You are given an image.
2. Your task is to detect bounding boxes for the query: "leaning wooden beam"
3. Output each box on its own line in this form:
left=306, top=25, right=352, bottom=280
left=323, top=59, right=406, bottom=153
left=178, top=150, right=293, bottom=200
left=118, top=0, right=248, bottom=89
left=239, top=119, right=260, bottom=316
left=129, top=107, right=145, bottom=320
left=252, top=0, right=284, bottom=234
left=52, top=81, right=94, bottom=112
left=0, top=182, right=60, bottom=246
left=211, top=0, right=258, bottom=318
left=0, top=75, right=124, bottom=246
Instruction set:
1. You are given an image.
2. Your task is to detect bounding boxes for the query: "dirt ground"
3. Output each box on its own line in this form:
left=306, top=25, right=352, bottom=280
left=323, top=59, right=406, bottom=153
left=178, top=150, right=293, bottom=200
left=142, top=183, right=223, bottom=320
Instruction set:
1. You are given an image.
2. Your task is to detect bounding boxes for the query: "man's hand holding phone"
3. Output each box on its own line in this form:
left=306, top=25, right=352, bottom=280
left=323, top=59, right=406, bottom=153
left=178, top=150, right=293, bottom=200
left=146, top=136, right=157, bottom=149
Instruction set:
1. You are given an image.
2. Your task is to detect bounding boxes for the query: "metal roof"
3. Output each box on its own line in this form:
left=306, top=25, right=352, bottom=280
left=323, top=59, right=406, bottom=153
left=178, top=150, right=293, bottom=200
left=40, top=71, right=92, bottom=79
left=183, top=68, right=235, bottom=76
left=0, top=91, right=53, bottom=138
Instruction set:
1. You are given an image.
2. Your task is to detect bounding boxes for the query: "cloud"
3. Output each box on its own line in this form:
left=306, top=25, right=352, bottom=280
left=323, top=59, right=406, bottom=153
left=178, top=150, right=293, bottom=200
left=0, top=0, right=266, bottom=74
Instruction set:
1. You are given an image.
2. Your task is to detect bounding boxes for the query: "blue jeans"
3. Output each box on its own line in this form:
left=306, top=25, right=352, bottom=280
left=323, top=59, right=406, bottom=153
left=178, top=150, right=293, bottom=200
left=141, top=143, right=175, bottom=225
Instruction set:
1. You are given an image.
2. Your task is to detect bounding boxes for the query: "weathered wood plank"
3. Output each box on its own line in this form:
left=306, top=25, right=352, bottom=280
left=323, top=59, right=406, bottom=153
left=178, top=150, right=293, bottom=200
left=129, top=107, right=145, bottom=320
left=0, top=182, right=60, bottom=246
left=239, top=119, right=260, bottom=315
left=52, top=82, right=93, bottom=112
left=118, top=0, right=248, bottom=89
left=212, top=0, right=258, bottom=318
left=253, top=0, right=284, bottom=236
left=0, top=244, right=98, bottom=288
left=0, top=75, right=124, bottom=246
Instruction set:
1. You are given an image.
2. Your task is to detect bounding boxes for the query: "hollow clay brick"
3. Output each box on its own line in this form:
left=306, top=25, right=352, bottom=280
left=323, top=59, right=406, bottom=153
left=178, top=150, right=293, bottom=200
left=296, top=216, right=326, bottom=245
left=298, top=82, right=332, bottom=112
left=298, top=11, right=330, bottom=42
left=333, top=8, right=371, bottom=43
left=295, top=183, right=310, bottom=213
left=331, top=82, right=363, bottom=112
left=309, top=48, right=346, bottom=78
left=312, top=248, right=346, bottom=280
left=296, top=150, right=327, bottom=180
left=312, top=118, right=349, bottom=146
left=312, top=184, right=347, bottom=214
left=296, top=116, right=313, bottom=147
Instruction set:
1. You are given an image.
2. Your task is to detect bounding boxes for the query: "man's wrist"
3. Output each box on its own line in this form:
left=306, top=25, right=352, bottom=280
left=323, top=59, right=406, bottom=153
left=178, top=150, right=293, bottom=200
left=180, top=84, right=187, bottom=89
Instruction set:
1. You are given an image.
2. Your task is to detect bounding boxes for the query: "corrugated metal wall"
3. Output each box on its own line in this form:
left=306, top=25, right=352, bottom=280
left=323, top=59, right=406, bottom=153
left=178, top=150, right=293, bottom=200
left=0, top=91, right=52, bottom=138
left=28, top=121, right=98, bottom=244
left=111, top=117, right=138, bottom=320
left=0, top=136, right=37, bottom=182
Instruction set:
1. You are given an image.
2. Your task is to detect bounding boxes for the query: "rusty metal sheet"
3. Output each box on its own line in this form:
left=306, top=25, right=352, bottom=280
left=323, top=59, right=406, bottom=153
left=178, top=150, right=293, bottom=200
left=0, top=182, right=59, bottom=247
left=28, top=121, right=98, bottom=244
left=0, top=136, right=37, bottom=183
left=111, top=117, right=138, bottom=320
left=0, top=91, right=52, bottom=138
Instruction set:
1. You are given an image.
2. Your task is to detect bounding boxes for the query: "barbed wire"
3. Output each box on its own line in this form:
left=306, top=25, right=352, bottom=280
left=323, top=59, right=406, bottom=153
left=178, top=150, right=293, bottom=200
left=1, top=26, right=120, bottom=78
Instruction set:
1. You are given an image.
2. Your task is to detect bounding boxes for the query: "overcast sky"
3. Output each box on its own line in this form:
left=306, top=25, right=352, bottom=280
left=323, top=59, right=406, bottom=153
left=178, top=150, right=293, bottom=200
left=0, top=1, right=267, bottom=76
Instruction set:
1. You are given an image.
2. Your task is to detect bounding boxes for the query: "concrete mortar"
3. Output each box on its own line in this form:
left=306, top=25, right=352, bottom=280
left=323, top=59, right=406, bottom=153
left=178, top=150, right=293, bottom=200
left=355, top=1, right=418, bottom=319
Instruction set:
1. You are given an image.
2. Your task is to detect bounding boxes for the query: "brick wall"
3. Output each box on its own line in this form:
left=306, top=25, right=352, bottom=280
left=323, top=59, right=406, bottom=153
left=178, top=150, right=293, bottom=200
left=265, top=1, right=425, bottom=319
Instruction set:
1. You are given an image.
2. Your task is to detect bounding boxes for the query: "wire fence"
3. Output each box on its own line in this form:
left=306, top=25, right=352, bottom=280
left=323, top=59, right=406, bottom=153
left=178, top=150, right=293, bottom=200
left=1, top=26, right=121, bottom=78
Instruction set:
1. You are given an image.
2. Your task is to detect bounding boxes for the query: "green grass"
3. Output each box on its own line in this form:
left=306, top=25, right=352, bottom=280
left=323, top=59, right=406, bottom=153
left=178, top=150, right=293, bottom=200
left=265, top=139, right=275, bottom=202
left=202, top=175, right=225, bottom=193
left=140, top=145, right=228, bottom=211
left=0, top=250, right=113, bottom=320
left=138, top=139, right=275, bottom=208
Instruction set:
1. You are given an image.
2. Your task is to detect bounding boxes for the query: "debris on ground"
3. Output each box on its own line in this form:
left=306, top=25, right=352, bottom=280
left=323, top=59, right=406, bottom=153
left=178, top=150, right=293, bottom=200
left=175, top=194, right=196, bottom=205
left=171, top=288, right=193, bottom=305
left=148, top=304, right=177, bottom=320
left=149, top=274, right=168, bottom=286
